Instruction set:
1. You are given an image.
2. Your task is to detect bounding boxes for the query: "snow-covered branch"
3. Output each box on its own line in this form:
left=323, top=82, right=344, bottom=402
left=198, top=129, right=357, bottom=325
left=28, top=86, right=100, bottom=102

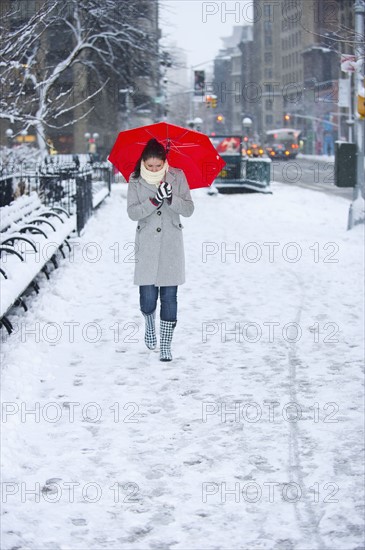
left=0, top=0, right=157, bottom=154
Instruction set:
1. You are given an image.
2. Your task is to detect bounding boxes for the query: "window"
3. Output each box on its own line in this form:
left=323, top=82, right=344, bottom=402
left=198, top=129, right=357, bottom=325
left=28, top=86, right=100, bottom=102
left=264, top=52, right=273, bottom=64
left=264, top=34, right=272, bottom=47
left=265, top=99, right=273, bottom=110
left=266, top=114, right=273, bottom=124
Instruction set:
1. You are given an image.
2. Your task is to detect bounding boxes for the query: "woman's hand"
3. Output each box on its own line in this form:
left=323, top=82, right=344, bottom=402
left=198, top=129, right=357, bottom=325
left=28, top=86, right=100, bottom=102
left=157, top=181, right=172, bottom=200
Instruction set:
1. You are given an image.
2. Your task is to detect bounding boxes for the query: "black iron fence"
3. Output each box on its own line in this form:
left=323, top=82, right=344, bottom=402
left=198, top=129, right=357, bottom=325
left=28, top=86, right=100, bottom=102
left=0, top=157, right=112, bottom=235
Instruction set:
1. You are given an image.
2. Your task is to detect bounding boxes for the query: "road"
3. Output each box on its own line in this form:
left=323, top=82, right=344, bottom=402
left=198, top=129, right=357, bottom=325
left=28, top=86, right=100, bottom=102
left=271, top=157, right=354, bottom=200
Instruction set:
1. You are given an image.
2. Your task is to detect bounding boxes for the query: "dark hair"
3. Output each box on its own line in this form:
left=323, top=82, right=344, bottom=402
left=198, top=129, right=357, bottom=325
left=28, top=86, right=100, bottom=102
left=133, top=138, right=167, bottom=178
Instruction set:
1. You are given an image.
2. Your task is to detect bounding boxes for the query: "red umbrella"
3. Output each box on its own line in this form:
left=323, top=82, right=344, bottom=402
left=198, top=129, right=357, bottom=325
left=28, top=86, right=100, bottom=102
left=108, top=122, right=226, bottom=189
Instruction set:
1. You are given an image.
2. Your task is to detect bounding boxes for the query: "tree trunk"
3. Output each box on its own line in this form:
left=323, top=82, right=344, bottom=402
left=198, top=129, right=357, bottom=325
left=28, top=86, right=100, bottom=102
left=34, top=119, right=48, bottom=159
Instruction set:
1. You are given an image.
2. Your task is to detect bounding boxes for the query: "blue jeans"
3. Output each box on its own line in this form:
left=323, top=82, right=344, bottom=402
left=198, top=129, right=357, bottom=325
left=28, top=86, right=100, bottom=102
left=139, top=285, right=178, bottom=322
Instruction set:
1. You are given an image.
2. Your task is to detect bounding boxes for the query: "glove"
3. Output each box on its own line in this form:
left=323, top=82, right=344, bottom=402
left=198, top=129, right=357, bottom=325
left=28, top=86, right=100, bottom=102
left=157, top=181, right=172, bottom=201
left=150, top=182, right=172, bottom=207
left=151, top=193, right=163, bottom=206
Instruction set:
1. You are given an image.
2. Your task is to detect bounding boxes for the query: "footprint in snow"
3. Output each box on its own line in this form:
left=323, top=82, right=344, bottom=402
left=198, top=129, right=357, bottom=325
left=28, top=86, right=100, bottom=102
left=71, top=518, right=88, bottom=526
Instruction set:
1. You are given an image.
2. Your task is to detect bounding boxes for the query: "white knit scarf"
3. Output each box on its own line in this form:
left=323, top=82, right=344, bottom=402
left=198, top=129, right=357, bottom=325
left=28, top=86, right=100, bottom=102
left=140, top=160, right=169, bottom=187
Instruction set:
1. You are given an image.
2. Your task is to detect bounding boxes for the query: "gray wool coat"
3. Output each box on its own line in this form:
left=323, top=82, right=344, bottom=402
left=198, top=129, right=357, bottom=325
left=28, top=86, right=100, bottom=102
left=127, top=167, right=194, bottom=286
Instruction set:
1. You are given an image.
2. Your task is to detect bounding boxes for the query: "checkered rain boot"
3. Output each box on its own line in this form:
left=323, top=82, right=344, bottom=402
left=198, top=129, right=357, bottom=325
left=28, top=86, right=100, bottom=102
left=160, top=320, right=177, bottom=362
left=142, top=311, right=157, bottom=350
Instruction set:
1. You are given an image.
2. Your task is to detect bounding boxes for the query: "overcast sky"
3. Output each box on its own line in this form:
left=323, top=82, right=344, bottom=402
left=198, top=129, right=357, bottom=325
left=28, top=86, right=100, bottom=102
left=160, top=1, right=253, bottom=70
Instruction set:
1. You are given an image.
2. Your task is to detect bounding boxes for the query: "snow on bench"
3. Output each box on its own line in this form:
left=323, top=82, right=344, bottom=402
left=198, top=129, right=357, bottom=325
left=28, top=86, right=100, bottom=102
left=0, top=192, right=76, bottom=334
left=0, top=192, right=43, bottom=234
left=92, top=181, right=110, bottom=209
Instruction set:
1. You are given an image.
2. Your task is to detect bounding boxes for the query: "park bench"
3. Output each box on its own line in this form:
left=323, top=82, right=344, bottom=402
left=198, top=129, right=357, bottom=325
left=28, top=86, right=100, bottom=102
left=0, top=191, right=76, bottom=334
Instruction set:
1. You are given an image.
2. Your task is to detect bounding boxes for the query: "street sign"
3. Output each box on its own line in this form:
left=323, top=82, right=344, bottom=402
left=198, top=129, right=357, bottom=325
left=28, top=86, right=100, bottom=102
left=341, top=54, right=356, bottom=73
left=339, top=78, right=351, bottom=107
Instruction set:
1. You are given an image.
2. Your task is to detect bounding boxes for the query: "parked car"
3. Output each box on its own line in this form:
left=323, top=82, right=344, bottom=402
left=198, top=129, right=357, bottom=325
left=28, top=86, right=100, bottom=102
left=245, top=143, right=265, bottom=158
left=265, top=128, right=301, bottom=160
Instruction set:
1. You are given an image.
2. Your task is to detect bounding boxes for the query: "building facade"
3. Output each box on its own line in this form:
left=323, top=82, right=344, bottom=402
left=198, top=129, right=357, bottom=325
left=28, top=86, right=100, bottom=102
left=211, top=0, right=358, bottom=152
left=252, top=0, right=357, bottom=149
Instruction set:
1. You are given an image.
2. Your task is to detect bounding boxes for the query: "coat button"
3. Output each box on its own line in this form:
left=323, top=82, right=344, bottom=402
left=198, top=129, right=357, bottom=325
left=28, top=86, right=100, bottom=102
left=179, top=223, right=182, bottom=228
left=157, top=211, right=161, bottom=216
left=157, top=227, right=161, bottom=232
left=137, top=225, right=140, bottom=229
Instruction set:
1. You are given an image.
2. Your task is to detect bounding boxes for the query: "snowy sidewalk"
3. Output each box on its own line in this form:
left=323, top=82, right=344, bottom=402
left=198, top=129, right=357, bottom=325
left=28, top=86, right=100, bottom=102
left=1, top=182, right=364, bottom=550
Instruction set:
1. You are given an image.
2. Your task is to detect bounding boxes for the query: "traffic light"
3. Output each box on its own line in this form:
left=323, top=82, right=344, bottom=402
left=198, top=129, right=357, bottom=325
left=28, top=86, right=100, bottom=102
left=205, top=94, right=218, bottom=108
left=216, top=114, right=224, bottom=123
left=283, top=113, right=291, bottom=126
left=194, top=70, right=205, bottom=96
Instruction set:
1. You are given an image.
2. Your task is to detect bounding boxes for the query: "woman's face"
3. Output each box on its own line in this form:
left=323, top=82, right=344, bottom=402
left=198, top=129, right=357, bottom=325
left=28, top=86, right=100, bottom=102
left=143, top=157, right=164, bottom=173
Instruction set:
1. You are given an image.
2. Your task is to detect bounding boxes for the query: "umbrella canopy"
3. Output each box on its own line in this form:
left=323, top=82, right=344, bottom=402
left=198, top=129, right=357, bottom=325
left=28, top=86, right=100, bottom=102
left=108, top=122, right=226, bottom=189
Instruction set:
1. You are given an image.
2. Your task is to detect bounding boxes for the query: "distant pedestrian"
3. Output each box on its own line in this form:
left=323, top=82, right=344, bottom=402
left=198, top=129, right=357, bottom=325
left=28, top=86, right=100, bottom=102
left=127, top=138, right=194, bottom=361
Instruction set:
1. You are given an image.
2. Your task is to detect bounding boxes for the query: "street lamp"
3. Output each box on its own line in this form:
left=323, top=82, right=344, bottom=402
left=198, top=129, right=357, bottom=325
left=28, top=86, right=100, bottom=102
left=20, top=129, right=28, bottom=144
left=5, top=128, right=14, bottom=148
left=119, top=87, right=134, bottom=129
left=193, top=117, right=203, bottom=131
left=84, top=131, right=100, bottom=157
left=242, top=117, right=253, bottom=141
left=84, top=132, right=91, bottom=154
left=160, top=52, right=172, bottom=121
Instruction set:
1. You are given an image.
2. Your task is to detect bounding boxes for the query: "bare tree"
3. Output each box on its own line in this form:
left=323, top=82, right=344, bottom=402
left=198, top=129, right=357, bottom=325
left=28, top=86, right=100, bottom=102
left=0, top=0, right=155, bottom=155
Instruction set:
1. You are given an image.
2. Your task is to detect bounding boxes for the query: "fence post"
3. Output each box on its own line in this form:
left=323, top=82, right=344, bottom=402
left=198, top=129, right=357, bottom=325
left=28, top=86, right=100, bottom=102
left=0, top=177, right=15, bottom=207
left=76, top=171, right=93, bottom=236
left=76, top=176, right=83, bottom=236
left=107, top=167, right=112, bottom=195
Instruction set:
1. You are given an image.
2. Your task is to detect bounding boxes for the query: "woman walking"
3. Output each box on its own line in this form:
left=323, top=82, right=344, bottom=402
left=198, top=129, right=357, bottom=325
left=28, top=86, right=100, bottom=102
left=127, top=138, right=194, bottom=361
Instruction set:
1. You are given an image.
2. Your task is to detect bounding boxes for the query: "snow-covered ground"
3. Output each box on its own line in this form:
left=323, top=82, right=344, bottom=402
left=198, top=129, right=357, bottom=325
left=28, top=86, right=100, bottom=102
left=298, top=153, right=335, bottom=163
left=1, top=181, right=364, bottom=550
